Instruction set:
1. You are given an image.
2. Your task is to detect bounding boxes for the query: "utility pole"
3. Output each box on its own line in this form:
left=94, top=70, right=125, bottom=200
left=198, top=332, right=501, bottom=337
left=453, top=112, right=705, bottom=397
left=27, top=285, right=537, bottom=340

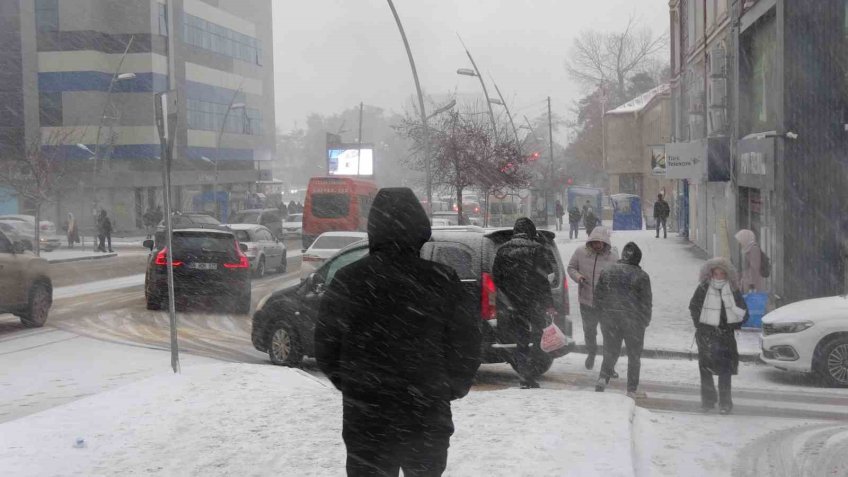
left=548, top=96, right=554, bottom=227
left=357, top=102, right=364, bottom=176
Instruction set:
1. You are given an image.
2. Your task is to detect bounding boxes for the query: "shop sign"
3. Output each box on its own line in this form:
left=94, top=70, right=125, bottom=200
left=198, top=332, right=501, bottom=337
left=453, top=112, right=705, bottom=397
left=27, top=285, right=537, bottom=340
left=737, top=136, right=775, bottom=190
left=665, top=140, right=707, bottom=181
left=649, top=145, right=666, bottom=176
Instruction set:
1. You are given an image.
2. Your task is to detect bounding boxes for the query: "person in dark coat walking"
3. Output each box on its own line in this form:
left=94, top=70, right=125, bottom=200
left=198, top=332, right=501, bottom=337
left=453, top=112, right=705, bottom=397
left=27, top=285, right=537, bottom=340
left=689, top=257, right=748, bottom=414
left=593, top=242, right=652, bottom=397
left=96, top=209, right=113, bottom=253
left=555, top=200, right=564, bottom=231
left=584, top=208, right=600, bottom=237
left=315, top=187, right=482, bottom=477
left=567, top=206, right=582, bottom=240
left=492, top=217, right=555, bottom=389
left=653, top=194, right=670, bottom=238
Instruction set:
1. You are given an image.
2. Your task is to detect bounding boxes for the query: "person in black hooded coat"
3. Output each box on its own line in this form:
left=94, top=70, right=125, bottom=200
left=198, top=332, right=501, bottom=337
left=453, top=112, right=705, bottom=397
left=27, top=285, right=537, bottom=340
left=492, top=217, right=554, bottom=389
left=593, top=242, right=652, bottom=396
left=315, top=187, right=482, bottom=477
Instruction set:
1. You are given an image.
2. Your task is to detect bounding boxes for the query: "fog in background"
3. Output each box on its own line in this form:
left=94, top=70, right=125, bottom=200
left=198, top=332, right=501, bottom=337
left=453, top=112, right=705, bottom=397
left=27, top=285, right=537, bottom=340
left=272, top=0, right=669, bottom=135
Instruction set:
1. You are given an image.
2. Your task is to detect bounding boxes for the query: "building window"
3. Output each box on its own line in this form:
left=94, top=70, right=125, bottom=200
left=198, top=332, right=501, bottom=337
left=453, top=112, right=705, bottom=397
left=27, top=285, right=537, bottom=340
left=182, top=13, right=261, bottom=65
left=186, top=98, right=262, bottom=135
left=35, top=0, right=58, bottom=32
left=39, top=92, right=62, bottom=126
left=158, top=3, right=168, bottom=37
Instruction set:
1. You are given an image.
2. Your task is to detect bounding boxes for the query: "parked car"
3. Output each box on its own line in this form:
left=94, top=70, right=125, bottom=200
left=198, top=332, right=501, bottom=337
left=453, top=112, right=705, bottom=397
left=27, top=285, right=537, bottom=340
left=228, top=209, right=284, bottom=241
left=0, top=229, right=52, bottom=327
left=760, top=296, right=848, bottom=387
left=228, top=224, right=287, bottom=278
left=0, top=215, right=61, bottom=251
left=252, top=228, right=573, bottom=373
left=283, top=213, right=303, bottom=238
left=143, top=226, right=251, bottom=314
left=432, top=211, right=471, bottom=226
left=299, top=231, right=368, bottom=280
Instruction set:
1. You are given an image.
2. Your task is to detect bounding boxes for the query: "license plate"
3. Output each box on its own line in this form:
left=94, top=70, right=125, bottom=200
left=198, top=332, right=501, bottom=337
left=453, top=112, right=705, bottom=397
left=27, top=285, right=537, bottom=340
left=189, top=262, right=217, bottom=270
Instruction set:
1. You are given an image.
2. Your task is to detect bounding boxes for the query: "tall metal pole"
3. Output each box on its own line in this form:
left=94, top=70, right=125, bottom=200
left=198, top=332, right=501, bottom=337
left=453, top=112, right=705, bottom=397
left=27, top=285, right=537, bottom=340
left=490, top=77, right=519, bottom=142
left=215, top=82, right=244, bottom=221
left=458, top=34, right=497, bottom=134
left=548, top=96, right=554, bottom=227
left=386, top=0, right=431, bottom=208
left=357, top=101, right=364, bottom=176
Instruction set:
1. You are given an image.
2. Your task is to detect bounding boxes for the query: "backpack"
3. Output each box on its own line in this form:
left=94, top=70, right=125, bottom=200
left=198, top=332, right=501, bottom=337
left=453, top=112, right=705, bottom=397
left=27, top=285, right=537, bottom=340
left=760, top=248, right=771, bottom=278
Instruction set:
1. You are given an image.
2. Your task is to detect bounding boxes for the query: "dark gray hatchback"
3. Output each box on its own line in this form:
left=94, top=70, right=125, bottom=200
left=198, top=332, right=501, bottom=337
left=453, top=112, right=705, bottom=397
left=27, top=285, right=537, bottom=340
left=251, top=227, right=573, bottom=376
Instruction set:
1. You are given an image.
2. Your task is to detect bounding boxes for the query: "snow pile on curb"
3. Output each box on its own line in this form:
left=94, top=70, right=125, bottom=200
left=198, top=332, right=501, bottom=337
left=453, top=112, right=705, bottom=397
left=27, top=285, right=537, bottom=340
left=0, top=363, right=649, bottom=476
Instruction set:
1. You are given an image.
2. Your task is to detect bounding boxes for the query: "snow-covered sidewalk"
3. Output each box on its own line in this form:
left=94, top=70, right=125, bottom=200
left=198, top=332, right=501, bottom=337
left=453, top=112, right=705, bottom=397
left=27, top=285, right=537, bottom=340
left=44, top=249, right=118, bottom=263
left=556, top=229, right=761, bottom=357
left=0, top=362, right=647, bottom=476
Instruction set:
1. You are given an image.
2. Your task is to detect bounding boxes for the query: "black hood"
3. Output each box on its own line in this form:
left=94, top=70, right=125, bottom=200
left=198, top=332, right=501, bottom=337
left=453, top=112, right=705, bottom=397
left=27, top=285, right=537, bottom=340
left=367, top=187, right=431, bottom=255
left=620, top=242, right=642, bottom=266
left=512, top=217, right=537, bottom=240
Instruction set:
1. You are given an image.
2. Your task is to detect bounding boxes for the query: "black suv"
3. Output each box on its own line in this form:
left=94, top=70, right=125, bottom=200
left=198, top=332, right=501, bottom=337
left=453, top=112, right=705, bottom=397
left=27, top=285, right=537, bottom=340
left=251, top=227, right=573, bottom=376
left=144, top=227, right=252, bottom=313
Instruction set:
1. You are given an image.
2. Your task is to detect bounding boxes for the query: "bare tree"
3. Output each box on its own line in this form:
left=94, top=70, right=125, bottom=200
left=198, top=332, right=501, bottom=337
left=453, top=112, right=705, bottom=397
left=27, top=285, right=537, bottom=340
left=566, top=16, right=668, bottom=104
left=0, top=129, right=78, bottom=255
left=396, top=105, right=529, bottom=225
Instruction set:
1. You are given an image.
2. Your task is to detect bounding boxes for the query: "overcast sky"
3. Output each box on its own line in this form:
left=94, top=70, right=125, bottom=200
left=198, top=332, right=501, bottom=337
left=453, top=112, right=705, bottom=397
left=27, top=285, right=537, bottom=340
left=272, top=0, right=669, bottom=134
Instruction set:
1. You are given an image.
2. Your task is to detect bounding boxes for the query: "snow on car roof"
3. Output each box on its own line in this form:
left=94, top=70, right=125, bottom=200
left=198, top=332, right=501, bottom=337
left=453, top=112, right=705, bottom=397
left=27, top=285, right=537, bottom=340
left=316, top=231, right=368, bottom=237
left=172, top=227, right=234, bottom=235
left=226, top=224, right=264, bottom=230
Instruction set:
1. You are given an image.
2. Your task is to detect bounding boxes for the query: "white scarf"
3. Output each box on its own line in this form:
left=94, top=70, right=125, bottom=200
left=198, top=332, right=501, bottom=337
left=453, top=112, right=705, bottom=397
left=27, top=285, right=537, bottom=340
left=699, top=280, right=745, bottom=327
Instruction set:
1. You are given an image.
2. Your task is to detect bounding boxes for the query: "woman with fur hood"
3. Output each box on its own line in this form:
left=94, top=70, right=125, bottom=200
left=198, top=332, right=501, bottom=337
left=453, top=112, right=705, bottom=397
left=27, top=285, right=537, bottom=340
left=688, top=257, right=749, bottom=414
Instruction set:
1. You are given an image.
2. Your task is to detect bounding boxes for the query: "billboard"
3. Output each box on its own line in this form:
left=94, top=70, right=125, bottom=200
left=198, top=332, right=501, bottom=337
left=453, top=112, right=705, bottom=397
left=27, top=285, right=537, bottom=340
left=327, top=145, right=373, bottom=176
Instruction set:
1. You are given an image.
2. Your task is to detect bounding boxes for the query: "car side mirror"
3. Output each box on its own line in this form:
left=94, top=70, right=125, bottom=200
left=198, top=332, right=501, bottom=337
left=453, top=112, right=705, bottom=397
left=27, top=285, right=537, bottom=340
left=143, top=239, right=154, bottom=250
left=239, top=243, right=249, bottom=253
left=305, top=272, right=325, bottom=293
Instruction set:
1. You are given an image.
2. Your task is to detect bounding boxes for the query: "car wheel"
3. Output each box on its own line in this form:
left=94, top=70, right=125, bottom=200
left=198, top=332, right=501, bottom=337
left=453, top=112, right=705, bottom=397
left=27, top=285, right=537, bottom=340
left=277, top=251, right=287, bottom=273
left=268, top=323, right=303, bottom=367
left=20, top=282, right=51, bottom=328
left=816, top=337, right=848, bottom=388
left=254, top=257, right=266, bottom=278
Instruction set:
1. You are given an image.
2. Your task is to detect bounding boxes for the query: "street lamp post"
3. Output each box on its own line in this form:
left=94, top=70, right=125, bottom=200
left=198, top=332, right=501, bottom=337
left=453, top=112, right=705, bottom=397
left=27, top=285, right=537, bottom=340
left=386, top=0, right=433, bottom=209
left=489, top=78, right=519, bottom=142
left=456, top=35, right=497, bottom=135
left=214, top=94, right=245, bottom=221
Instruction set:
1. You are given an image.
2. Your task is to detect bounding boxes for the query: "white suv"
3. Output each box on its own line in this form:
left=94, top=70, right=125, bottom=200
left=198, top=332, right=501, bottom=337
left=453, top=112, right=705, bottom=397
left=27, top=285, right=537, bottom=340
left=760, top=296, right=848, bottom=387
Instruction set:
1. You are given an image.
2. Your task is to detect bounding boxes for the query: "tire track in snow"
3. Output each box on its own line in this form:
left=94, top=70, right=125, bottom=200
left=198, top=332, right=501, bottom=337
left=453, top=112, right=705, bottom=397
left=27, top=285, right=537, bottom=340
left=732, top=423, right=848, bottom=477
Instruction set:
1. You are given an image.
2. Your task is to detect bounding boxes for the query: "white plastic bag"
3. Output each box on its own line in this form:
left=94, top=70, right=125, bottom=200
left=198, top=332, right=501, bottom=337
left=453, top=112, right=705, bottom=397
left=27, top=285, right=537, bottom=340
left=540, top=323, right=567, bottom=353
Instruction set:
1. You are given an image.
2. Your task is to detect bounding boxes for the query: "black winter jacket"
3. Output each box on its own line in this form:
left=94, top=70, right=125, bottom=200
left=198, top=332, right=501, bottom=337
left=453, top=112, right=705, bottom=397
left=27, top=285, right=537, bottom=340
left=315, top=188, right=482, bottom=405
left=594, top=261, right=652, bottom=328
left=653, top=199, right=670, bottom=219
left=688, top=281, right=748, bottom=331
left=492, top=231, right=554, bottom=327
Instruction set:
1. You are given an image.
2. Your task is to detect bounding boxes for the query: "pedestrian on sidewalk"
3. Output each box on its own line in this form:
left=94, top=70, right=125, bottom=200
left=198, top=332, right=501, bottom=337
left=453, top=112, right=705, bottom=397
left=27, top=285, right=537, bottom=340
left=493, top=217, right=555, bottom=389
left=593, top=242, right=652, bottom=398
left=567, top=226, right=619, bottom=371
left=584, top=207, right=600, bottom=237
left=568, top=205, right=582, bottom=240
left=555, top=200, right=564, bottom=231
left=96, top=210, right=113, bottom=253
left=65, top=213, right=79, bottom=248
left=142, top=207, right=156, bottom=239
left=734, top=229, right=767, bottom=292
left=653, top=194, right=670, bottom=238
left=315, top=187, right=481, bottom=476
left=688, top=257, right=749, bottom=415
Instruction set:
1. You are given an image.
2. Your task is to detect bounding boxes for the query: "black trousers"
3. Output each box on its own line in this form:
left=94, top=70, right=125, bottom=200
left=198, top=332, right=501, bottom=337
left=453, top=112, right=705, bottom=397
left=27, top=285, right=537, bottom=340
left=600, top=322, right=645, bottom=392
left=343, top=398, right=452, bottom=477
left=656, top=217, right=667, bottom=238
left=97, top=233, right=112, bottom=252
left=700, top=367, right=732, bottom=409
left=580, top=304, right=602, bottom=356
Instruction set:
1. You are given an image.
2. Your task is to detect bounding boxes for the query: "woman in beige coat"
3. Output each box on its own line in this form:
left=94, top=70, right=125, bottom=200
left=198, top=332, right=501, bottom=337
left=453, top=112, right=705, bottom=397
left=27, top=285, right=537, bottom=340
left=734, top=229, right=765, bottom=292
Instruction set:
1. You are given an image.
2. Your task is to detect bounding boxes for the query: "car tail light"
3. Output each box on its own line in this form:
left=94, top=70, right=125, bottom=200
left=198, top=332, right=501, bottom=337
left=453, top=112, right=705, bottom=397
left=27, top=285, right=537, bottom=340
left=155, top=247, right=183, bottom=267
left=224, top=240, right=250, bottom=269
left=481, top=272, right=497, bottom=320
